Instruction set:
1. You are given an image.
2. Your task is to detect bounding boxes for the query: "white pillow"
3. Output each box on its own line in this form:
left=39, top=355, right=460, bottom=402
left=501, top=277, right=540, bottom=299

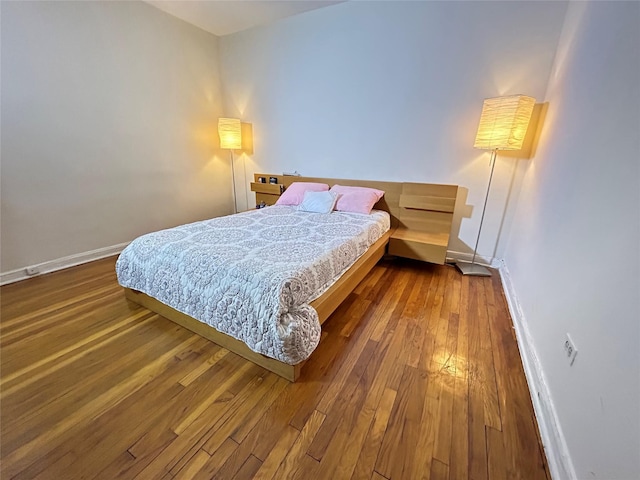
left=297, top=190, right=339, bottom=214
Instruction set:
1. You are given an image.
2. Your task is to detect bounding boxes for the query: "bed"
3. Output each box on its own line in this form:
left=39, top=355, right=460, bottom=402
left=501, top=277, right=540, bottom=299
left=118, top=176, right=457, bottom=381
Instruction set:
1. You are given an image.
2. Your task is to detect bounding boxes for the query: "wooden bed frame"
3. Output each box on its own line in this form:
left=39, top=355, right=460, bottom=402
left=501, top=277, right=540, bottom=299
left=124, top=175, right=456, bottom=381
left=124, top=230, right=389, bottom=382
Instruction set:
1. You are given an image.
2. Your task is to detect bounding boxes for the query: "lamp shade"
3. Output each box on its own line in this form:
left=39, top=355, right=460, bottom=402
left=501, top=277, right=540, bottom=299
left=473, top=95, right=536, bottom=151
left=218, top=118, right=242, bottom=149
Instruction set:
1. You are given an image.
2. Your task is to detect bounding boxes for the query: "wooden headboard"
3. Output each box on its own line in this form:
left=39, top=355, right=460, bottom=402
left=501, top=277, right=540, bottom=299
left=251, top=174, right=402, bottom=225
left=251, top=173, right=459, bottom=264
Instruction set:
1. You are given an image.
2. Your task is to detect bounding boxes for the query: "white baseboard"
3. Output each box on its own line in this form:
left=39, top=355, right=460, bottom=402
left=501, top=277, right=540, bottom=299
left=0, top=242, right=129, bottom=286
left=498, top=259, right=576, bottom=480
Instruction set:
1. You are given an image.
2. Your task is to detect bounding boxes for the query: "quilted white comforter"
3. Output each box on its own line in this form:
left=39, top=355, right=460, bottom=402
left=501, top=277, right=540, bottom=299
left=116, top=206, right=390, bottom=365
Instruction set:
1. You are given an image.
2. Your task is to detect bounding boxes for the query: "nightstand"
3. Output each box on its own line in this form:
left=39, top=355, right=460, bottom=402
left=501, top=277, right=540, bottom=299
left=387, top=183, right=458, bottom=265
left=250, top=177, right=286, bottom=206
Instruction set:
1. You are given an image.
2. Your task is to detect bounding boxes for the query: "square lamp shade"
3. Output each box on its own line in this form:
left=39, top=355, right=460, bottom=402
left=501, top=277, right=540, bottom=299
left=473, top=95, right=536, bottom=151
left=218, top=118, right=242, bottom=150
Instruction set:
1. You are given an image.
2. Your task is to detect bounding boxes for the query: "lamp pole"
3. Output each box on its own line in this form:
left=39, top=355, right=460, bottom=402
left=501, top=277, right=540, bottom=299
left=230, top=150, right=238, bottom=214
left=456, top=149, right=497, bottom=276
left=470, top=148, right=497, bottom=266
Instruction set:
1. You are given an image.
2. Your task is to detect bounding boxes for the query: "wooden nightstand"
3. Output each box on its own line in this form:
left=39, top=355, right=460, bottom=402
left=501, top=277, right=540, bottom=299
left=387, top=183, right=458, bottom=265
left=250, top=175, right=286, bottom=206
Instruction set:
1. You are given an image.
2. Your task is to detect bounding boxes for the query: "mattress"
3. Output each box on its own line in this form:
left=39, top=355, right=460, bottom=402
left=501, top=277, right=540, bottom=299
left=116, top=206, right=390, bottom=365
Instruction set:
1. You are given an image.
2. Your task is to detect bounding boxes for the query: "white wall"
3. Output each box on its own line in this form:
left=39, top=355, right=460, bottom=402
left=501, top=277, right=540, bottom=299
left=504, top=2, right=640, bottom=479
left=1, top=1, right=231, bottom=275
left=219, top=0, right=568, bottom=261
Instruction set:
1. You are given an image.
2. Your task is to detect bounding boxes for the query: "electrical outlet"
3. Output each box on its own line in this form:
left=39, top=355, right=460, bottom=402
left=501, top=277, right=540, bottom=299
left=25, top=266, right=40, bottom=276
left=564, top=333, right=578, bottom=366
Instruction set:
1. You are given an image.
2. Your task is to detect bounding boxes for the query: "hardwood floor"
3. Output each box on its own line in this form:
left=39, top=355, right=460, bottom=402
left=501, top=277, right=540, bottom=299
left=0, top=256, right=549, bottom=480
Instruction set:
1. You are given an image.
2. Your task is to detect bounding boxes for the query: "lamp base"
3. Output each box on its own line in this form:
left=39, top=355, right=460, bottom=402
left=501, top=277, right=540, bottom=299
left=455, top=262, right=492, bottom=277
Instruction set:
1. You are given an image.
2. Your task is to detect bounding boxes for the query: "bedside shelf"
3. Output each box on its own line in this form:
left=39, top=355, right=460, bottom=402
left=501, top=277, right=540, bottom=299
left=389, top=227, right=450, bottom=265
left=390, top=227, right=449, bottom=247
left=250, top=182, right=284, bottom=195
left=251, top=175, right=288, bottom=206
left=387, top=182, right=458, bottom=265
left=399, top=194, right=456, bottom=213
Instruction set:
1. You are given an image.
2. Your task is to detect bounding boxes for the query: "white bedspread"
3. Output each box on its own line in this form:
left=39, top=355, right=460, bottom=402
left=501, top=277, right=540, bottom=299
left=116, top=206, right=390, bottom=365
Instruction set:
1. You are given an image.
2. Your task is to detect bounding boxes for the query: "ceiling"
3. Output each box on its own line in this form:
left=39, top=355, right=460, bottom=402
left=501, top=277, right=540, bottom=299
left=145, top=0, right=345, bottom=37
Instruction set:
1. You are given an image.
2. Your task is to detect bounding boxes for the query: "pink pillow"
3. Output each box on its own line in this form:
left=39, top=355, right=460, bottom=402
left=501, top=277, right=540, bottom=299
left=275, top=182, right=329, bottom=206
left=330, top=184, right=385, bottom=214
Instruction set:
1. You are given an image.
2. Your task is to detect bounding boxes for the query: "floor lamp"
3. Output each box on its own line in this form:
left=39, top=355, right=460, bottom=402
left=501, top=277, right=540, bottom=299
left=456, top=94, right=536, bottom=276
left=218, top=118, right=242, bottom=214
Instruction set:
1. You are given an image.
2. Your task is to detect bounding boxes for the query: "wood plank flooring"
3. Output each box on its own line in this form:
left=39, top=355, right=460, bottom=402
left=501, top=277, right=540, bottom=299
left=0, top=256, right=550, bottom=480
